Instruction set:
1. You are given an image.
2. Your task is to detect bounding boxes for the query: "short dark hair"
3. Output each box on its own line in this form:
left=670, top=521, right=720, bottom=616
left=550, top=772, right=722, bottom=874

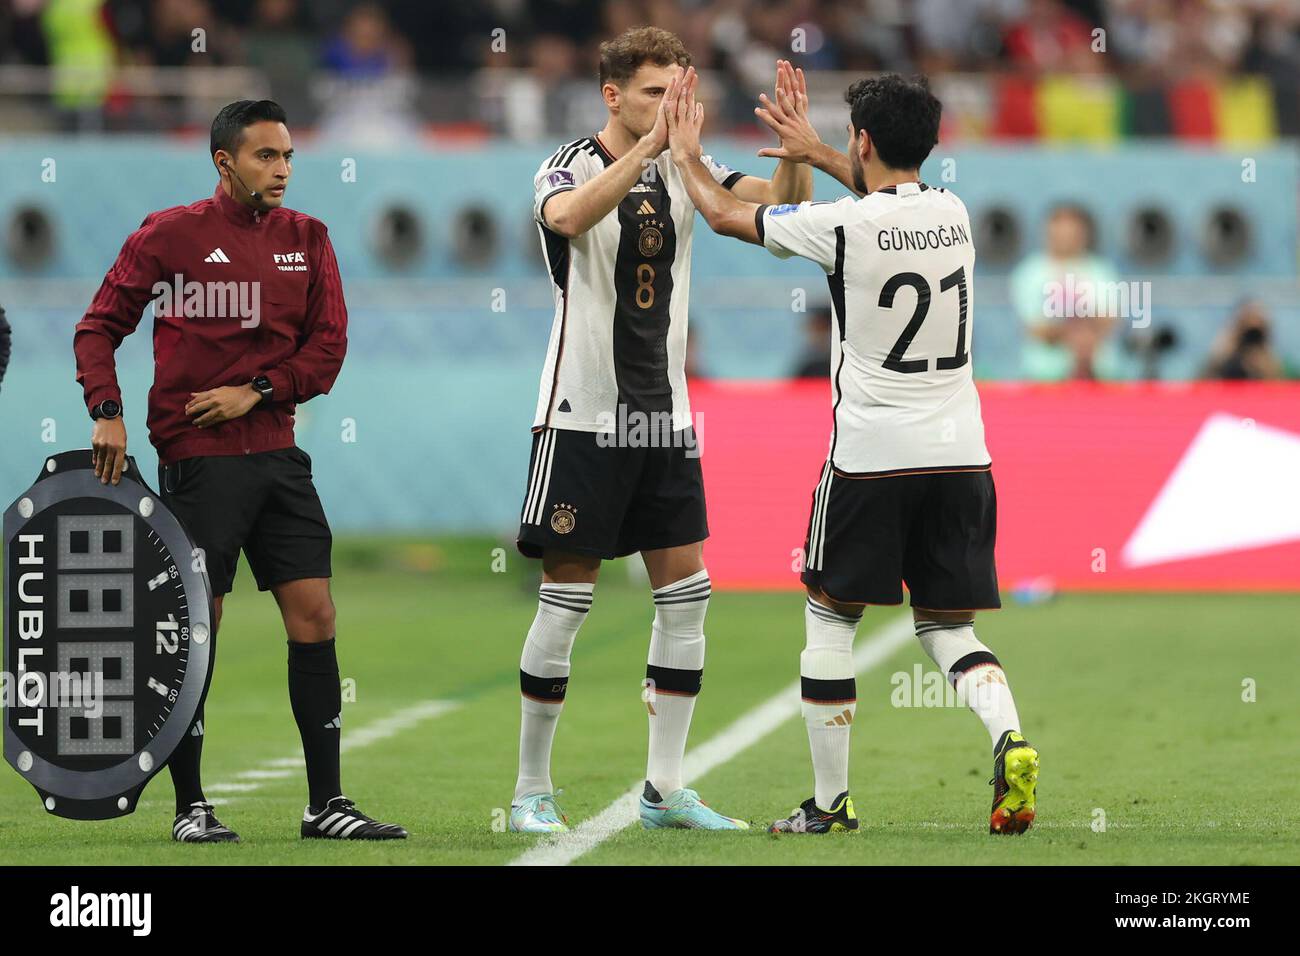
left=210, top=100, right=288, bottom=158
left=843, top=74, right=941, bottom=171
left=598, top=26, right=690, bottom=88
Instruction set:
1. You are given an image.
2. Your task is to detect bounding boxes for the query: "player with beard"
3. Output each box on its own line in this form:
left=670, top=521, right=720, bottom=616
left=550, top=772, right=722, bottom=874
left=665, top=69, right=1040, bottom=836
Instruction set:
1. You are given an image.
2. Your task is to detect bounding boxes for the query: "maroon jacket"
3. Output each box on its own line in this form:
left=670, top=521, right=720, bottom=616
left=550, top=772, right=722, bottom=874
left=74, top=186, right=348, bottom=465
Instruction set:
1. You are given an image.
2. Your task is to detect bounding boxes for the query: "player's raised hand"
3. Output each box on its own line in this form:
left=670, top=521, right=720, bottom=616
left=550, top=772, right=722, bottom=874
left=645, top=65, right=684, bottom=154
left=757, top=59, right=794, bottom=128
left=794, top=63, right=809, bottom=104
left=756, top=59, right=822, bottom=163
left=667, top=66, right=704, bottom=164
left=775, top=58, right=796, bottom=106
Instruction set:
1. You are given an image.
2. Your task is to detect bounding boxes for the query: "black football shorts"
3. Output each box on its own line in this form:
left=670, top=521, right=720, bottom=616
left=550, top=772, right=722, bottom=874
left=516, top=425, right=708, bottom=560
left=800, top=463, right=1001, bottom=610
left=158, top=446, right=332, bottom=596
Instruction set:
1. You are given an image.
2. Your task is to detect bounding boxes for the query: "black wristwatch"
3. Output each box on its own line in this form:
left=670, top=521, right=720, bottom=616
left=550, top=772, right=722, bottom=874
left=90, top=398, right=122, bottom=421
left=252, top=375, right=273, bottom=404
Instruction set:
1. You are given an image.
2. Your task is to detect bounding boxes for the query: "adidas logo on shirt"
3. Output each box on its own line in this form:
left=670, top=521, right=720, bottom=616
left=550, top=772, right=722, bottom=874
left=637, top=200, right=655, bottom=215
left=204, top=248, right=231, bottom=263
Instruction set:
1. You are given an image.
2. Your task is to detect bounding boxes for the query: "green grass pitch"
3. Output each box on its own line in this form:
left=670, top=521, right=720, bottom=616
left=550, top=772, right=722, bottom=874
left=2, top=536, right=1297, bottom=865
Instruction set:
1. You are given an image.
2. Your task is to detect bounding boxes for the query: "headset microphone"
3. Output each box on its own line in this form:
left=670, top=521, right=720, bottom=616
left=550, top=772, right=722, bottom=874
left=220, top=159, right=263, bottom=203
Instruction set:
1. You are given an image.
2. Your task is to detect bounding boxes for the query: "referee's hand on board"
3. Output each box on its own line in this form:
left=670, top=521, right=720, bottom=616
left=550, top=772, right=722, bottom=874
left=91, top=418, right=128, bottom=485
left=185, top=384, right=261, bottom=428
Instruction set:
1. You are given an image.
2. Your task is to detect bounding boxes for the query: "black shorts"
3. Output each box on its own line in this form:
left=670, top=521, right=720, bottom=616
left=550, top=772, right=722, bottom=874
left=800, top=464, right=1000, bottom=611
left=158, top=446, right=332, bottom=596
left=516, top=426, right=708, bottom=560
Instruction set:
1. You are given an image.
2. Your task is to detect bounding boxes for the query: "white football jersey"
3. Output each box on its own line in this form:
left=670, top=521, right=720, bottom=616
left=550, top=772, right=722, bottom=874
left=759, top=183, right=991, bottom=475
left=532, top=135, right=744, bottom=433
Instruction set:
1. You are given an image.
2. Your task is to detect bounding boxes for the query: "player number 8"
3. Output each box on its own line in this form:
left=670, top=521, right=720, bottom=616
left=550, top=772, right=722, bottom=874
left=636, top=264, right=655, bottom=309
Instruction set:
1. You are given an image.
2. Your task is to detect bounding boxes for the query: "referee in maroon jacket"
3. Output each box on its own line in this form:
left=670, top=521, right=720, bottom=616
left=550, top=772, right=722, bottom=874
left=74, top=100, right=406, bottom=843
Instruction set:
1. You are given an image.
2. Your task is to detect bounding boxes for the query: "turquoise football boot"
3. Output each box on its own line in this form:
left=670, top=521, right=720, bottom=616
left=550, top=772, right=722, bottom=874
left=638, top=782, right=749, bottom=830
left=509, top=793, right=569, bottom=833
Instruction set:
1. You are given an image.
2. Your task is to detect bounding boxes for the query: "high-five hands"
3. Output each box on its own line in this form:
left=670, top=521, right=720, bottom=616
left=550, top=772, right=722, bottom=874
left=644, top=65, right=686, bottom=154
left=665, top=65, right=704, bottom=165
left=755, top=59, right=823, bottom=164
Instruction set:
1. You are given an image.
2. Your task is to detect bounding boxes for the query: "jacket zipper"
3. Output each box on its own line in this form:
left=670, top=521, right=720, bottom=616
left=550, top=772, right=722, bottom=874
left=246, top=210, right=263, bottom=454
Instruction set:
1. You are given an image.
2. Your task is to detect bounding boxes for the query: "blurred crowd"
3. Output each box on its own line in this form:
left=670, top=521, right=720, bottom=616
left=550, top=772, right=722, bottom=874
left=5, top=0, right=1297, bottom=78
left=2, top=0, right=1299, bottom=132
left=447, top=0, right=1300, bottom=91
left=2, top=0, right=1295, bottom=381
left=1006, top=207, right=1294, bottom=381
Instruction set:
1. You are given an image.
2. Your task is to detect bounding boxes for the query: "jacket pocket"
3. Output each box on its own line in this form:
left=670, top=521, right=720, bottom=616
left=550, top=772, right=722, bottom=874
left=160, top=461, right=180, bottom=495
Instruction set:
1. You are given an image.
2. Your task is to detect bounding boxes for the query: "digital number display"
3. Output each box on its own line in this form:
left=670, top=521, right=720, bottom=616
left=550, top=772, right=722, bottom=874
left=55, top=641, right=135, bottom=756
left=4, top=450, right=213, bottom=820
left=8, top=499, right=191, bottom=770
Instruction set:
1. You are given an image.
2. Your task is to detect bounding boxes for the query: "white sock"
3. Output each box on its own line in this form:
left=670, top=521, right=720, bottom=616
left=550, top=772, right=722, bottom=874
left=513, top=582, right=592, bottom=803
left=644, top=569, right=709, bottom=797
left=915, top=619, right=1021, bottom=751
left=801, top=596, right=861, bottom=811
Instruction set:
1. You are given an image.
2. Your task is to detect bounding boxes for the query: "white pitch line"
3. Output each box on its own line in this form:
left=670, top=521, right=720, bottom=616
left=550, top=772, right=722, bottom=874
left=339, top=700, right=460, bottom=754
left=508, top=613, right=916, bottom=867
left=204, top=782, right=263, bottom=794
left=204, top=699, right=460, bottom=803
left=236, top=768, right=295, bottom=780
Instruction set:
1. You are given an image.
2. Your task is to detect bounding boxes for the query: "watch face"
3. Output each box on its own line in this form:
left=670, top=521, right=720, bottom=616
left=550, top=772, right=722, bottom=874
left=3, top=451, right=213, bottom=819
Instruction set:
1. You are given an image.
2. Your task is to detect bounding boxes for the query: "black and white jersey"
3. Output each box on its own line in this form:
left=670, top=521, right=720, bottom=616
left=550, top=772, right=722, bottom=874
left=532, top=135, right=744, bottom=433
left=757, top=183, right=991, bottom=476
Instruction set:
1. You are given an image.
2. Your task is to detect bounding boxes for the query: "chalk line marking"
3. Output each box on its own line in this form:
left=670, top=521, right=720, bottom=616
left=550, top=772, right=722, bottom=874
left=200, top=699, right=460, bottom=807
left=508, top=614, right=915, bottom=866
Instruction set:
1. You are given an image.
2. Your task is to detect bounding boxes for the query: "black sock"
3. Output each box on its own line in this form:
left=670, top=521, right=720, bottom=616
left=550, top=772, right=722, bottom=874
left=288, top=638, right=342, bottom=810
left=169, top=706, right=206, bottom=814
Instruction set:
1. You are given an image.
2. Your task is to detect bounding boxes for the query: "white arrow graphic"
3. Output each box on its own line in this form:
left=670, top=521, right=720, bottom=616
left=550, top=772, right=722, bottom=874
left=1122, top=412, right=1300, bottom=568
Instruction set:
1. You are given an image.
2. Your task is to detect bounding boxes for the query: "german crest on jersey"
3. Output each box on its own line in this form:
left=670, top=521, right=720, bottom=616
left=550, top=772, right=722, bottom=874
left=638, top=222, right=664, bottom=257
left=550, top=504, right=577, bottom=534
